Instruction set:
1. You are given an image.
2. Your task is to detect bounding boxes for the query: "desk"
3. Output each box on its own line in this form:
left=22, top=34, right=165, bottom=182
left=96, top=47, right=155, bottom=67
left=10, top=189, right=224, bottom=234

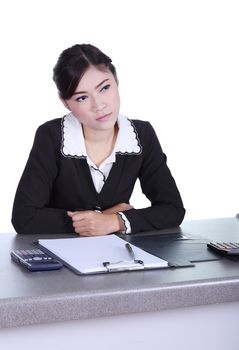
left=1, top=218, right=239, bottom=349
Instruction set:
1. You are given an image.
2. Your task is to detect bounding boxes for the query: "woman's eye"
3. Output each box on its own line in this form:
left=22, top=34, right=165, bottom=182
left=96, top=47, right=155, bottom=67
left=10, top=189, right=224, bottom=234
left=76, top=95, right=88, bottom=102
left=101, top=84, right=110, bottom=92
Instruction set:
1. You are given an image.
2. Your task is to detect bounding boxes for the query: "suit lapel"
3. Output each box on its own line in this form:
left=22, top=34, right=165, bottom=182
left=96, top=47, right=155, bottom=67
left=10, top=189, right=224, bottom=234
left=97, top=156, right=126, bottom=207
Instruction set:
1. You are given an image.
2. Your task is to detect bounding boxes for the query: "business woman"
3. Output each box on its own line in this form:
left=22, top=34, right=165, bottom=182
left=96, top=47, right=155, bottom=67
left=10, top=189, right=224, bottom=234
left=12, top=44, right=185, bottom=235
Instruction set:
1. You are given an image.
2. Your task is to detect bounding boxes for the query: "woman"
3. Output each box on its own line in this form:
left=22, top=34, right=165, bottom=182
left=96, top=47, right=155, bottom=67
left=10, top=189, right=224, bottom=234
left=12, top=44, right=185, bottom=235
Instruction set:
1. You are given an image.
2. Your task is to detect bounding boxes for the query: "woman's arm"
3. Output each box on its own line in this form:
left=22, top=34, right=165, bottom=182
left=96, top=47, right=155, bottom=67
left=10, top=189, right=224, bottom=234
left=12, top=122, right=74, bottom=234
left=122, top=122, right=185, bottom=233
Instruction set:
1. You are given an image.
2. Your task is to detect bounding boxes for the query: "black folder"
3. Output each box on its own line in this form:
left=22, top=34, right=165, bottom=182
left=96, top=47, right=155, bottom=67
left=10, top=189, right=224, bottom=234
left=125, top=232, right=221, bottom=267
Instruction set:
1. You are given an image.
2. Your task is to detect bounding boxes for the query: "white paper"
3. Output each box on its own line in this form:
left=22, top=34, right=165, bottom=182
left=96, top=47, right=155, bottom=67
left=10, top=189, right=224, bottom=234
left=38, top=235, right=168, bottom=274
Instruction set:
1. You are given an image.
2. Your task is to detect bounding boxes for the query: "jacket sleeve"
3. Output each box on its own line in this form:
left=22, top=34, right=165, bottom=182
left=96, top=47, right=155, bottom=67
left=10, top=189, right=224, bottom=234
left=11, top=123, right=74, bottom=234
left=122, top=122, right=185, bottom=233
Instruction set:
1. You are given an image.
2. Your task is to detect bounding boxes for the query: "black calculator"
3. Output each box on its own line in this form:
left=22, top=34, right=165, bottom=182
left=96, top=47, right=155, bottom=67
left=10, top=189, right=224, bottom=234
left=11, top=249, right=63, bottom=271
left=207, top=242, right=239, bottom=256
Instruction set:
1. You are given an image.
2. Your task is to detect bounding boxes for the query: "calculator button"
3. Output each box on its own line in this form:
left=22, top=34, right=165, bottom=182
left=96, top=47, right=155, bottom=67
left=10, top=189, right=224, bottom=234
left=215, top=243, right=224, bottom=248
left=222, top=243, right=230, bottom=248
left=228, top=243, right=237, bottom=248
left=21, top=250, right=29, bottom=256
left=222, top=243, right=232, bottom=249
left=32, top=256, right=43, bottom=261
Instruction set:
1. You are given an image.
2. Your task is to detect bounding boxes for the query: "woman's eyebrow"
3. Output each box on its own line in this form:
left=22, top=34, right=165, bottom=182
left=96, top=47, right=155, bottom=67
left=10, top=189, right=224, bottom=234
left=73, top=79, right=110, bottom=95
left=95, top=78, right=109, bottom=89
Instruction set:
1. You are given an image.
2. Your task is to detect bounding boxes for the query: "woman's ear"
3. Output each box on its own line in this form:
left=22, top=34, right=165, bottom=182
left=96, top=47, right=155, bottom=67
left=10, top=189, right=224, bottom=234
left=59, top=95, right=70, bottom=110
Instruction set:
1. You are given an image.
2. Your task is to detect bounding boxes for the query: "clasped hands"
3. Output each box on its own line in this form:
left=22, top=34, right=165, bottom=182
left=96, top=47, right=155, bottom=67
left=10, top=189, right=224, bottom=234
left=67, top=203, right=133, bottom=236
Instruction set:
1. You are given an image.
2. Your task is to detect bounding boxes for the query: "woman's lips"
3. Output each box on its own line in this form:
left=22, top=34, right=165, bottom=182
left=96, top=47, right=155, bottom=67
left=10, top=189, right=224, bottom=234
left=96, top=113, right=112, bottom=121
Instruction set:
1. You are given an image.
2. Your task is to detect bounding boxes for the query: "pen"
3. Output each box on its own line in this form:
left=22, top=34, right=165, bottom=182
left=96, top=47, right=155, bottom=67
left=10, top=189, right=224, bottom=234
left=125, top=243, right=136, bottom=261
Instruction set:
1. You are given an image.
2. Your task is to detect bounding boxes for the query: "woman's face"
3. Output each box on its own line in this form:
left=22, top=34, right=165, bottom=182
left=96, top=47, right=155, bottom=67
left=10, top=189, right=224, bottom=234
left=63, top=65, right=120, bottom=133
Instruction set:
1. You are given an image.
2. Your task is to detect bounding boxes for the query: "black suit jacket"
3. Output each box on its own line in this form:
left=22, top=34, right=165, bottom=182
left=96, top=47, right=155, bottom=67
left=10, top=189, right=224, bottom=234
left=12, top=117, right=185, bottom=234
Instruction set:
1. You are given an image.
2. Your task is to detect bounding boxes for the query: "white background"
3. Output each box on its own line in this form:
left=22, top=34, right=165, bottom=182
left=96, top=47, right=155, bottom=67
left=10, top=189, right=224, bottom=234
left=0, top=0, right=238, bottom=232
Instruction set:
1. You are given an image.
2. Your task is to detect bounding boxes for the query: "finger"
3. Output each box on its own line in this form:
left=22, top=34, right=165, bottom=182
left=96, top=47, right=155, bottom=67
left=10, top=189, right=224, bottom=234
left=68, top=211, right=88, bottom=220
left=74, top=220, right=97, bottom=236
left=77, top=231, right=91, bottom=237
left=72, top=219, right=89, bottom=231
left=74, top=226, right=91, bottom=236
left=71, top=212, right=86, bottom=222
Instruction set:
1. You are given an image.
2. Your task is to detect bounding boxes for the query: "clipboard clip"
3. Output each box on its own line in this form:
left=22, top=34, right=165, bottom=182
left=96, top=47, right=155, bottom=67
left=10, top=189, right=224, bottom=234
left=103, top=243, right=144, bottom=272
left=103, top=259, right=144, bottom=272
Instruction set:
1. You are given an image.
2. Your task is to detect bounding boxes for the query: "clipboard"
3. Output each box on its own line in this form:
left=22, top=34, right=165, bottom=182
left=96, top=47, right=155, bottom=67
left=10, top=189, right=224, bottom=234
left=37, top=235, right=170, bottom=275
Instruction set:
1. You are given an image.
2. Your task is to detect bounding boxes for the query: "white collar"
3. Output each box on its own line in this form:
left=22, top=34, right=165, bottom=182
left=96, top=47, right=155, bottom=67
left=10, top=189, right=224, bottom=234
left=61, top=113, right=142, bottom=159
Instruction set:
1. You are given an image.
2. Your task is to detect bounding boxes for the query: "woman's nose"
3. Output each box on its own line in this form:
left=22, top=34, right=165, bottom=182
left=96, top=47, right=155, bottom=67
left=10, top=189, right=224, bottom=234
left=92, top=96, right=106, bottom=112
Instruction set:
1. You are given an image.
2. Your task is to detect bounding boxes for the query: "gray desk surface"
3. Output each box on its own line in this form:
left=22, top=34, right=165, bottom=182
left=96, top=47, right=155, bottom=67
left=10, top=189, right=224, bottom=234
left=1, top=217, right=239, bottom=329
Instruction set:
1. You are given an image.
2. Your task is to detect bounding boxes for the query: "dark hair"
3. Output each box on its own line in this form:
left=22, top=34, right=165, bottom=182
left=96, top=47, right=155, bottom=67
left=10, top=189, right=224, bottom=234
left=53, top=44, right=117, bottom=99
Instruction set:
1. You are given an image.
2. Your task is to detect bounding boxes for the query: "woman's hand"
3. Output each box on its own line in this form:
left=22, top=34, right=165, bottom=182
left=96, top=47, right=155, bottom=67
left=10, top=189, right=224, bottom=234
left=67, top=210, right=123, bottom=236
